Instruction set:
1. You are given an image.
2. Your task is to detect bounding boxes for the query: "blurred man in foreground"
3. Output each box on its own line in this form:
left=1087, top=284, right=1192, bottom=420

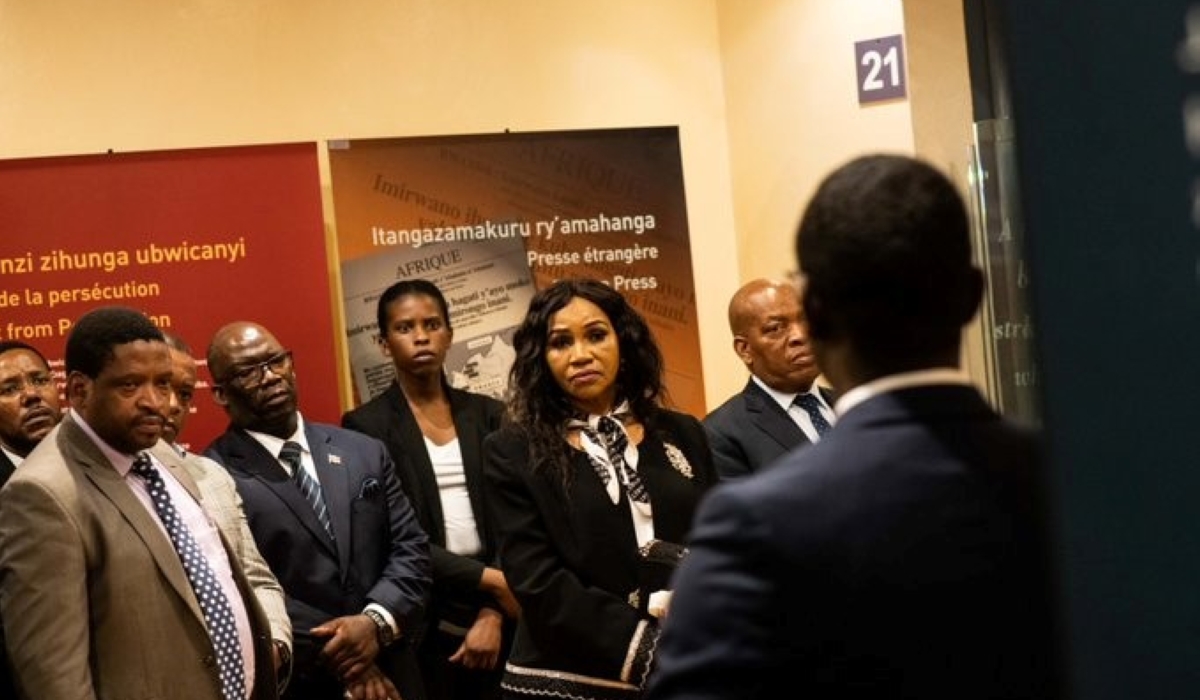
left=649, top=155, right=1059, bottom=700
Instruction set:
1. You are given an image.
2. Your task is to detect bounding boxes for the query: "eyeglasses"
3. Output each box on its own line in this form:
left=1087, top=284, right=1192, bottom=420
left=0, top=373, right=55, bottom=399
left=218, top=350, right=294, bottom=388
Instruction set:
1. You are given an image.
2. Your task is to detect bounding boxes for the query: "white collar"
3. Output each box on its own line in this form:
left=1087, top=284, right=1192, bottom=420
left=245, top=412, right=310, bottom=458
left=750, top=375, right=829, bottom=414
left=834, top=368, right=973, bottom=417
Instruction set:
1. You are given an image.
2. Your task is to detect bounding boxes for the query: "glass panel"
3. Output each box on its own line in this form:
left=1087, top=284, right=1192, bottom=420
left=968, top=118, right=1040, bottom=426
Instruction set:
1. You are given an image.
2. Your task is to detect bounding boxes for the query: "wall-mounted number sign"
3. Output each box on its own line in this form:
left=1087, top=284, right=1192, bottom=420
left=855, top=34, right=907, bottom=104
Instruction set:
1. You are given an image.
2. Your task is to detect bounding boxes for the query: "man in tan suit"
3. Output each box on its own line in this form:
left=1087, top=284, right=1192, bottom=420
left=162, top=331, right=293, bottom=690
left=0, top=307, right=278, bottom=700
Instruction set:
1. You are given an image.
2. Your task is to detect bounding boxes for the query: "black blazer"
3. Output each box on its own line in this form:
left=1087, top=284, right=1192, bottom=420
left=341, top=381, right=505, bottom=629
left=205, top=420, right=432, bottom=700
left=703, top=379, right=835, bottom=479
left=0, top=451, right=14, bottom=488
left=484, top=410, right=719, bottom=691
left=650, top=385, right=1057, bottom=700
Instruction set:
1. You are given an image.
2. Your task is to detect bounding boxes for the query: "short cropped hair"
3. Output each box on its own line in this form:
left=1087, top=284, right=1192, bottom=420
left=65, top=307, right=164, bottom=378
left=796, top=154, right=978, bottom=366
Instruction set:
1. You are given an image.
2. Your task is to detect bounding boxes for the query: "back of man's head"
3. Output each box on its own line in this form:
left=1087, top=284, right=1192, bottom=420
left=795, top=154, right=981, bottom=372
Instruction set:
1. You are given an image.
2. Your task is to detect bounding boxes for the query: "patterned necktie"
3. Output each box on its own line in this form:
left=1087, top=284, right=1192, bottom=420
left=131, top=453, right=246, bottom=700
left=794, top=393, right=833, bottom=438
left=594, top=415, right=649, bottom=505
left=279, top=441, right=336, bottom=544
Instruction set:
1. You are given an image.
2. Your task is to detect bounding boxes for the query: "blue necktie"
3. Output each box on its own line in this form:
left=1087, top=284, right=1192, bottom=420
left=793, top=393, right=833, bottom=438
left=131, top=453, right=246, bottom=700
left=279, top=441, right=336, bottom=544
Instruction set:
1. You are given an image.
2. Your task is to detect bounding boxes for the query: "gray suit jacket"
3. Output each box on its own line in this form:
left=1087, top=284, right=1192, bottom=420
left=0, top=413, right=277, bottom=700
left=703, top=379, right=835, bottom=479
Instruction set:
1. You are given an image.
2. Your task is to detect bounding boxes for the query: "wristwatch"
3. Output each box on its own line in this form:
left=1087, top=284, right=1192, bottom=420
left=363, top=608, right=396, bottom=647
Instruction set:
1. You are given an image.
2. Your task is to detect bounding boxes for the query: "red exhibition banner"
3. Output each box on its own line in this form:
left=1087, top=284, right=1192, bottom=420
left=0, top=143, right=340, bottom=452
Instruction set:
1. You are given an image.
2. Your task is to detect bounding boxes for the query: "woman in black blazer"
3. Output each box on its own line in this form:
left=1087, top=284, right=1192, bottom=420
left=483, top=278, right=719, bottom=700
left=342, top=279, right=518, bottom=700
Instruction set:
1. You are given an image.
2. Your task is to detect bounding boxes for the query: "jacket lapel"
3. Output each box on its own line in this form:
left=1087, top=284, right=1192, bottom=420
left=0, top=450, right=16, bottom=486
left=226, top=427, right=338, bottom=557
left=743, top=380, right=807, bottom=448
left=307, top=424, right=352, bottom=572
left=385, top=385, right=445, bottom=541
left=60, top=417, right=207, bottom=627
left=451, top=390, right=493, bottom=547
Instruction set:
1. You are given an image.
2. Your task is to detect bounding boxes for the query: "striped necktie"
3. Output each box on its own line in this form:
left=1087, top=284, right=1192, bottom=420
left=279, top=441, right=336, bottom=544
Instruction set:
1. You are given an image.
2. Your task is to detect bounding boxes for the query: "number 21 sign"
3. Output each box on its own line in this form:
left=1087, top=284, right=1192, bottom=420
left=855, top=34, right=907, bottom=104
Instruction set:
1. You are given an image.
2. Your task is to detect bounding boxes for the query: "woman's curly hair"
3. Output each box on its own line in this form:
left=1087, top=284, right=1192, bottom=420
left=504, top=278, right=667, bottom=486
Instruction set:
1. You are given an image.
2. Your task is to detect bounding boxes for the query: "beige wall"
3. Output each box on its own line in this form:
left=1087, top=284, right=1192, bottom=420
left=711, top=0, right=915, bottom=403
left=0, top=0, right=979, bottom=413
left=715, top=0, right=914, bottom=282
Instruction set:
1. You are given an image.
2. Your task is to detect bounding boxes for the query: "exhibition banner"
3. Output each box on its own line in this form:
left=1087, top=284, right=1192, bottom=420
left=0, top=143, right=339, bottom=451
left=329, top=127, right=705, bottom=417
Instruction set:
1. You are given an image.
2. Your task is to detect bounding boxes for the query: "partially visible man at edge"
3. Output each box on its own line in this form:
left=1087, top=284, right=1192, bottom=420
left=161, top=330, right=294, bottom=691
left=0, top=340, right=61, bottom=480
left=0, top=340, right=63, bottom=698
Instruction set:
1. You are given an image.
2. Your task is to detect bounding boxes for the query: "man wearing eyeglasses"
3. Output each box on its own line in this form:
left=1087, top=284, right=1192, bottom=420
left=204, top=321, right=431, bottom=700
left=0, top=341, right=61, bottom=482
left=0, top=340, right=62, bottom=699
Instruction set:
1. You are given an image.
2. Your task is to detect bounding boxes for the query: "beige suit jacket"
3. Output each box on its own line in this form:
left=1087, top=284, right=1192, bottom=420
left=182, top=450, right=291, bottom=653
left=0, top=413, right=278, bottom=700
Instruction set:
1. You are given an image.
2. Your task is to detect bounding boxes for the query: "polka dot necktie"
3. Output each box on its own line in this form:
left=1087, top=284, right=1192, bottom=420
left=279, top=441, right=336, bottom=544
left=793, top=393, right=833, bottom=438
left=131, top=453, right=247, bottom=700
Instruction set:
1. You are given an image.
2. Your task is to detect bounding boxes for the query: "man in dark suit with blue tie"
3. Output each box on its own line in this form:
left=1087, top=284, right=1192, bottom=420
left=703, top=278, right=835, bottom=479
left=205, top=321, right=432, bottom=700
left=648, top=154, right=1059, bottom=700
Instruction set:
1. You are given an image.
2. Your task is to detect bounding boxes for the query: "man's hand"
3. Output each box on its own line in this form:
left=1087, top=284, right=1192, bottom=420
left=343, top=663, right=401, bottom=700
left=448, top=607, right=503, bottom=670
left=312, top=614, right=380, bottom=682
